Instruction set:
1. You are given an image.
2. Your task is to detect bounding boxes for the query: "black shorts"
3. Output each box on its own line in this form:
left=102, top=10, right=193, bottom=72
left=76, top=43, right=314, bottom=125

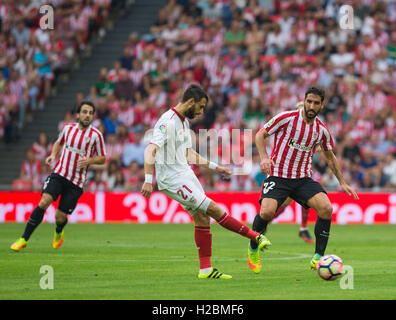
left=259, top=176, right=326, bottom=210
left=42, top=173, right=83, bottom=214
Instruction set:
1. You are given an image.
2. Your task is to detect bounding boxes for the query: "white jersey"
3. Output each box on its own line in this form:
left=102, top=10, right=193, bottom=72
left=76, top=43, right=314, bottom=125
left=150, top=107, right=194, bottom=190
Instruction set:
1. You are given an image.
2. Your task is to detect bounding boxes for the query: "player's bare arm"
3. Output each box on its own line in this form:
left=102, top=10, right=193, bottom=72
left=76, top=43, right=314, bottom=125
left=186, top=148, right=231, bottom=178
left=255, top=128, right=275, bottom=176
left=77, top=155, right=106, bottom=168
left=323, top=150, right=359, bottom=200
left=141, top=143, right=159, bottom=198
left=45, top=141, right=62, bottom=165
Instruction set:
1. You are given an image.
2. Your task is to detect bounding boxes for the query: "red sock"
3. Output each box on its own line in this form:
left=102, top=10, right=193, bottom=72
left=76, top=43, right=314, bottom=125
left=216, top=213, right=260, bottom=242
left=194, top=226, right=212, bottom=269
left=271, top=205, right=286, bottom=221
left=301, top=207, right=309, bottom=229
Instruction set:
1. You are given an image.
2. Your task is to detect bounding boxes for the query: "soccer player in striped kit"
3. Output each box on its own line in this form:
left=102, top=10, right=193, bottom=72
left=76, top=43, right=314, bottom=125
left=248, top=86, right=359, bottom=272
left=259, top=102, right=315, bottom=245
left=11, top=101, right=106, bottom=251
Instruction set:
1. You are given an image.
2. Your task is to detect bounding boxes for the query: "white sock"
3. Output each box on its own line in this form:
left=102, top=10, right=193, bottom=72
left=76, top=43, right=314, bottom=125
left=200, top=267, right=212, bottom=275
left=300, top=227, right=308, bottom=231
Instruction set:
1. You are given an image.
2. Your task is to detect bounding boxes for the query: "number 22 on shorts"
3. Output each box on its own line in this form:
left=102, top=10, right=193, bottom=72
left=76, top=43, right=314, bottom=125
left=262, top=181, right=275, bottom=194
left=177, top=185, right=192, bottom=200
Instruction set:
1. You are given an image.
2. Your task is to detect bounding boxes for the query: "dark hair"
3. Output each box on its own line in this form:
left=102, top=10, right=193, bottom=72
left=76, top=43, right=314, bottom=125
left=305, top=86, right=325, bottom=102
left=182, top=84, right=209, bottom=104
left=76, top=100, right=96, bottom=113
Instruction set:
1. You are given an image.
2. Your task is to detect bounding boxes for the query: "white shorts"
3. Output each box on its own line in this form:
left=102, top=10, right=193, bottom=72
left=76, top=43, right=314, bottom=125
left=161, top=174, right=212, bottom=215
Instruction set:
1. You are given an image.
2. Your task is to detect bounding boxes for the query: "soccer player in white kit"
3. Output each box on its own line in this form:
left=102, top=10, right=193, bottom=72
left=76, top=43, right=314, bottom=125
left=141, top=84, right=270, bottom=279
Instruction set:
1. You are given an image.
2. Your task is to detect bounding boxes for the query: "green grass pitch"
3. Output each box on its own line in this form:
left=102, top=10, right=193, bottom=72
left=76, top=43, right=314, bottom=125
left=1, top=223, right=395, bottom=300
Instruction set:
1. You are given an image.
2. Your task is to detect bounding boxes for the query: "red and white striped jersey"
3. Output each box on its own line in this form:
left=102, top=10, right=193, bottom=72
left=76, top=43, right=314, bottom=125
left=54, top=123, right=106, bottom=188
left=263, top=109, right=334, bottom=179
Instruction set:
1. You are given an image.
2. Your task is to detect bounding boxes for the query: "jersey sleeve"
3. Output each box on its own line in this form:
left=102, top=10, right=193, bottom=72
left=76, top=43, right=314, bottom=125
left=150, top=118, right=169, bottom=148
left=56, top=125, right=68, bottom=145
left=320, top=125, right=334, bottom=152
left=94, top=131, right=107, bottom=157
left=262, top=111, right=292, bottom=135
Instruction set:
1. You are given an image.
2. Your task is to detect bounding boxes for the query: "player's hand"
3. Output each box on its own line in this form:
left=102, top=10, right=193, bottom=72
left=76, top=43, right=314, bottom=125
left=141, top=182, right=153, bottom=198
left=215, top=165, right=231, bottom=179
left=45, top=155, right=56, bottom=166
left=260, top=157, right=274, bottom=176
left=77, top=156, right=90, bottom=168
left=340, top=183, right=359, bottom=200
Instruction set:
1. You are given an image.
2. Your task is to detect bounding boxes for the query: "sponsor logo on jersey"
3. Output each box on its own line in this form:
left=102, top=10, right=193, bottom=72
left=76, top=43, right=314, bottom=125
left=288, top=138, right=312, bottom=152
left=65, top=143, right=85, bottom=155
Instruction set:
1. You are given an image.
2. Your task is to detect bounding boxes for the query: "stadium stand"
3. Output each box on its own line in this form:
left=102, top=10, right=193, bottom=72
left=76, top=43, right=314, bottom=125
left=3, top=0, right=396, bottom=193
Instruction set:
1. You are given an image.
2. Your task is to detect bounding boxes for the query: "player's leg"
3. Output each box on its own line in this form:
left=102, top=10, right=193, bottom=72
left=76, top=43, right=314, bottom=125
left=11, top=174, right=61, bottom=251
left=205, top=201, right=270, bottom=249
left=298, top=206, right=314, bottom=243
left=271, top=197, right=293, bottom=221
left=249, top=198, right=277, bottom=253
left=249, top=176, right=291, bottom=250
left=162, top=175, right=266, bottom=246
left=247, top=177, right=291, bottom=273
left=291, top=178, right=332, bottom=269
left=192, top=212, right=230, bottom=279
left=53, top=210, right=68, bottom=249
left=306, top=191, right=333, bottom=267
left=161, top=179, right=233, bottom=279
left=54, top=183, right=83, bottom=249
left=10, top=193, right=54, bottom=251
left=246, top=198, right=278, bottom=273
left=192, top=212, right=212, bottom=273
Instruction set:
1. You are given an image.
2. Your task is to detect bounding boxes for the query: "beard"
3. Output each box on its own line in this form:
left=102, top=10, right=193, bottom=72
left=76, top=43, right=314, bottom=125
left=79, top=118, right=92, bottom=128
left=304, top=106, right=319, bottom=119
left=185, top=106, right=196, bottom=119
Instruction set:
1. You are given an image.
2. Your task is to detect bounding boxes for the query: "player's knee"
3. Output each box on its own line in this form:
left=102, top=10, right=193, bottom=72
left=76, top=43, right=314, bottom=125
left=205, top=201, right=223, bottom=221
left=39, top=194, right=53, bottom=210
left=193, top=212, right=210, bottom=227
left=259, top=209, right=274, bottom=221
left=318, top=204, right=333, bottom=219
left=259, top=201, right=277, bottom=221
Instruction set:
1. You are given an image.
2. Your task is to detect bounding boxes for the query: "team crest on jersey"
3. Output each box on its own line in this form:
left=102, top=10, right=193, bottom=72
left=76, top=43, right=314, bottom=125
left=159, top=124, right=166, bottom=133
left=84, top=136, right=91, bottom=144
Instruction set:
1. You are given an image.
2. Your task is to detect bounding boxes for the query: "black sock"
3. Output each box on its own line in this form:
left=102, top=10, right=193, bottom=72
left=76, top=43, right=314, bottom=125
left=22, top=206, right=45, bottom=241
left=250, top=213, right=270, bottom=250
left=56, top=218, right=68, bottom=234
left=314, top=216, right=331, bottom=256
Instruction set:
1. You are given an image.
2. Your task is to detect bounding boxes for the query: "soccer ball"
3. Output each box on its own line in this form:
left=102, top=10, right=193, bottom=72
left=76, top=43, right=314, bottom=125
left=317, top=255, right=344, bottom=281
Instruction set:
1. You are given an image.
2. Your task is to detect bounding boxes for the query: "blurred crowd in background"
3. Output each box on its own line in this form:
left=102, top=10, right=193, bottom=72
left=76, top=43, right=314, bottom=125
left=6, top=0, right=396, bottom=192
left=0, top=0, right=124, bottom=145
